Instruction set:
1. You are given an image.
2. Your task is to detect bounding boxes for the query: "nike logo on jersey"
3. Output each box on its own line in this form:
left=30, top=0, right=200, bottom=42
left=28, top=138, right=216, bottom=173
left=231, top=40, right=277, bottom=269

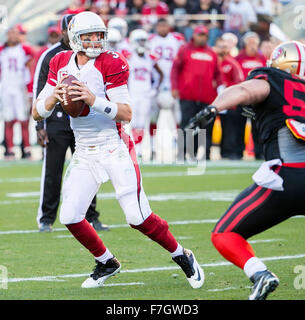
left=122, top=65, right=127, bottom=70
left=109, top=147, right=117, bottom=153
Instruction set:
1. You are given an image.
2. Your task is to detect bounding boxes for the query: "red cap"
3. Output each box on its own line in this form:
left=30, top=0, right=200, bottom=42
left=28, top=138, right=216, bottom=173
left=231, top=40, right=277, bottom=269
left=48, top=26, right=61, bottom=35
left=193, top=25, right=209, bottom=35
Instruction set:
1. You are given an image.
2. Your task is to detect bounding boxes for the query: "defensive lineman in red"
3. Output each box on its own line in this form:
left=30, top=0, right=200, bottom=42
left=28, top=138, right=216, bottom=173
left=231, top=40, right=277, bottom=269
left=32, top=11, right=204, bottom=289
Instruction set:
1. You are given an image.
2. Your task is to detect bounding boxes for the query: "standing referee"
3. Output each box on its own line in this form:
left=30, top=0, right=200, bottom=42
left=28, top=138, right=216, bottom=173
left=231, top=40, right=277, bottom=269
left=34, top=14, right=108, bottom=232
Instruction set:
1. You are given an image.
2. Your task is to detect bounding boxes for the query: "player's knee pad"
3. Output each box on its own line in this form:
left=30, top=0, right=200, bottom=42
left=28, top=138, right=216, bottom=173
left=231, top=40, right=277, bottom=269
left=59, top=200, right=84, bottom=225
left=118, top=190, right=151, bottom=226
left=130, top=212, right=169, bottom=242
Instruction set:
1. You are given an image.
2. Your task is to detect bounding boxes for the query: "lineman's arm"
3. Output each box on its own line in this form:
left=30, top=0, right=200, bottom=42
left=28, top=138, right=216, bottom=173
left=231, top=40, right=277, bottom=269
left=212, top=79, right=270, bottom=112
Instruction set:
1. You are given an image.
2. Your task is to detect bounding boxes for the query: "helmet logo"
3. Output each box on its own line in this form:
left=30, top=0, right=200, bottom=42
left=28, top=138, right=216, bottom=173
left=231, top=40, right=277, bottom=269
left=272, top=47, right=283, bottom=60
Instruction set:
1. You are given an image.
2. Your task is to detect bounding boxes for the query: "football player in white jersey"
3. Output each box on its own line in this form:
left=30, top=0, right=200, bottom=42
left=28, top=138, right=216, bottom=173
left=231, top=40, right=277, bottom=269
left=0, top=26, right=34, bottom=159
left=127, top=28, right=163, bottom=160
left=32, top=11, right=204, bottom=290
left=108, top=17, right=132, bottom=58
left=148, top=18, right=184, bottom=162
left=148, top=18, right=185, bottom=92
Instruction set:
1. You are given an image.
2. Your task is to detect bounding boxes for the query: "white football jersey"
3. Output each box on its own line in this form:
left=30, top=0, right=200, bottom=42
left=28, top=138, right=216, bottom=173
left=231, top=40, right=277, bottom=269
left=148, top=32, right=184, bottom=90
left=127, top=50, right=157, bottom=95
left=44, top=50, right=129, bottom=146
left=0, top=43, right=33, bottom=89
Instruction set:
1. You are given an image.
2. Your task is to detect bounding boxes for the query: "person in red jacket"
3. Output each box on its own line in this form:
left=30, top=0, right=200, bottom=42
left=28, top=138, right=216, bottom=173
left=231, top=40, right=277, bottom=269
left=235, top=31, right=266, bottom=159
left=214, top=36, right=245, bottom=159
left=141, top=0, right=169, bottom=31
left=170, top=25, right=222, bottom=160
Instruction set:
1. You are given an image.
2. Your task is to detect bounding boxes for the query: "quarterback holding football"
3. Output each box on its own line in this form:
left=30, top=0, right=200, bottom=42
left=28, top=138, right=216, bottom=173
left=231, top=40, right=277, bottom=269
left=32, top=12, right=204, bottom=289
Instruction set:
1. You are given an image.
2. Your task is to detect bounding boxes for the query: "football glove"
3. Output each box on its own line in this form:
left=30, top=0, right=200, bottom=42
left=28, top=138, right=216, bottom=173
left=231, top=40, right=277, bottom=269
left=186, top=105, right=217, bottom=130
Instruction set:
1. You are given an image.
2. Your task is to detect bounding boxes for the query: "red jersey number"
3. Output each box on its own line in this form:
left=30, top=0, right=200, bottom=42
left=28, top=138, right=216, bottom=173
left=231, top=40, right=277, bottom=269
left=283, top=79, right=305, bottom=118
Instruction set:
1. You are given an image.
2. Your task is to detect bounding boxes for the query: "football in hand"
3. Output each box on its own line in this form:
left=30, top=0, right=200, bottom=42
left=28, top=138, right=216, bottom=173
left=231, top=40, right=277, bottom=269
left=59, top=74, right=88, bottom=118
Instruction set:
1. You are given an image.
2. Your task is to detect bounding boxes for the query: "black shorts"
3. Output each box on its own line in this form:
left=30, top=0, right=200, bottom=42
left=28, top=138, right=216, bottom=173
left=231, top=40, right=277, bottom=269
left=212, top=165, right=305, bottom=239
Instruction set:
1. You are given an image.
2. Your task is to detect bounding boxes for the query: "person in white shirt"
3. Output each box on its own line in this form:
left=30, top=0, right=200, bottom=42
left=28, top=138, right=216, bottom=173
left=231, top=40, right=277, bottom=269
left=0, top=26, right=34, bottom=159
left=127, top=28, right=163, bottom=160
left=224, top=0, right=258, bottom=35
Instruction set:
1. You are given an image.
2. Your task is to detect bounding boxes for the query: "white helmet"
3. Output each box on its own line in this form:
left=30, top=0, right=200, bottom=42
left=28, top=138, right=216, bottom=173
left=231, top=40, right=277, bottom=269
left=107, top=28, right=122, bottom=51
left=68, top=11, right=107, bottom=58
left=129, top=29, right=148, bottom=55
left=108, top=17, right=128, bottom=38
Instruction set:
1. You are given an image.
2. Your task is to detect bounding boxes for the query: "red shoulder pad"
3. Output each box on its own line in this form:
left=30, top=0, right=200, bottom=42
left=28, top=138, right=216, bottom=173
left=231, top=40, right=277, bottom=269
left=149, top=53, right=159, bottom=62
left=172, top=32, right=185, bottom=42
left=148, top=33, right=156, bottom=41
left=47, top=51, right=73, bottom=86
left=22, top=44, right=35, bottom=57
left=95, top=51, right=129, bottom=90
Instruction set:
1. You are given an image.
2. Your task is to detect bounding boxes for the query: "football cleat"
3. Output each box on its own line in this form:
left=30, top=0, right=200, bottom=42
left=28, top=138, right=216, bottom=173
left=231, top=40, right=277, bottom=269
left=81, top=257, right=121, bottom=288
left=90, top=219, right=110, bottom=231
left=249, top=270, right=279, bottom=300
left=172, top=249, right=204, bottom=289
left=39, top=223, right=53, bottom=232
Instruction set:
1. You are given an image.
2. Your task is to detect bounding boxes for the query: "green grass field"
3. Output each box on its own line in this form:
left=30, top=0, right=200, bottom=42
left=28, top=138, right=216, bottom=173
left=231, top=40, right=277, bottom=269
left=0, top=160, right=304, bottom=300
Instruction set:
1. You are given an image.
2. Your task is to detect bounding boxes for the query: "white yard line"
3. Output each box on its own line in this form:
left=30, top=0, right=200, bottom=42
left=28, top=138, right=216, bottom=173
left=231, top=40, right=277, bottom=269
left=3, top=190, right=241, bottom=204
left=6, top=253, right=305, bottom=283
left=0, top=169, right=254, bottom=184
left=0, top=219, right=218, bottom=235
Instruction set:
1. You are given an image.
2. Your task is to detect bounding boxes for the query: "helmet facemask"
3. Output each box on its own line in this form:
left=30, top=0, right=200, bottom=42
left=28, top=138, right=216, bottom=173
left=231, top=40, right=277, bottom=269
left=70, top=29, right=108, bottom=58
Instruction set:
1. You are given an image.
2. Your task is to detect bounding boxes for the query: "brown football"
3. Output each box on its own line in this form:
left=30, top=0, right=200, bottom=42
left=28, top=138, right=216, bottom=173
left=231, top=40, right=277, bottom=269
left=60, top=74, right=86, bottom=118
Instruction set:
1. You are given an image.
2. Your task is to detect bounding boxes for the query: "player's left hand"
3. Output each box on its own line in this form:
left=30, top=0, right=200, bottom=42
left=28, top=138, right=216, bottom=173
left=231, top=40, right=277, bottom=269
left=68, top=80, right=96, bottom=106
left=186, top=105, right=217, bottom=130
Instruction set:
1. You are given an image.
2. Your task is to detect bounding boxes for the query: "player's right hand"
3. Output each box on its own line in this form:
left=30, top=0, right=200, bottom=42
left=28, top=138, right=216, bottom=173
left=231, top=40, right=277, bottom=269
left=186, top=105, right=217, bottom=130
left=36, top=129, right=49, bottom=147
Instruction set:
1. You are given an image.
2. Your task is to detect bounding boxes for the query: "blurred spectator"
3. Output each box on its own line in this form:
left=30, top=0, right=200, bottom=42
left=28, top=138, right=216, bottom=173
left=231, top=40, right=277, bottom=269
left=127, top=29, right=163, bottom=159
left=97, top=1, right=115, bottom=23
left=126, top=0, right=144, bottom=29
left=259, top=39, right=273, bottom=59
left=37, top=26, right=61, bottom=57
left=107, top=27, right=123, bottom=51
left=235, top=31, right=266, bottom=159
left=169, top=0, right=197, bottom=14
left=127, top=0, right=144, bottom=14
left=235, top=31, right=266, bottom=79
left=63, top=0, right=86, bottom=14
left=149, top=18, right=185, bottom=92
left=224, top=0, right=257, bottom=37
left=195, top=0, right=224, bottom=46
left=214, top=37, right=244, bottom=159
left=250, top=13, right=272, bottom=41
left=108, top=17, right=132, bottom=57
left=0, top=26, right=35, bottom=159
left=148, top=18, right=184, bottom=159
left=250, top=0, right=272, bottom=15
left=141, top=0, right=169, bottom=30
left=222, top=32, right=239, bottom=56
left=171, top=25, right=222, bottom=160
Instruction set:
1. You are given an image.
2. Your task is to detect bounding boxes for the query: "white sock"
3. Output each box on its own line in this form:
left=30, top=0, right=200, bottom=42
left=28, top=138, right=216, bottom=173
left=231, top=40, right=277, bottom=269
left=243, top=257, right=267, bottom=279
left=95, top=248, right=114, bottom=264
left=170, top=243, right=184, bottom=258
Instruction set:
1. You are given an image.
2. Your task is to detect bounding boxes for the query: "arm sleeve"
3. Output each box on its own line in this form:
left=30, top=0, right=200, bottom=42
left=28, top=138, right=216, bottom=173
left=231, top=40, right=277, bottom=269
left=107, top=84, right=131, bottom=105
left=33, top=53, right=51, bottom=100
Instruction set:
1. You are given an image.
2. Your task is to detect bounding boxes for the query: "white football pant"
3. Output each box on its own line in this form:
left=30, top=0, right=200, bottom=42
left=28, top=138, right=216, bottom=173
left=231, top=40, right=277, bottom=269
left=59, top=137, right=152, bottom=226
